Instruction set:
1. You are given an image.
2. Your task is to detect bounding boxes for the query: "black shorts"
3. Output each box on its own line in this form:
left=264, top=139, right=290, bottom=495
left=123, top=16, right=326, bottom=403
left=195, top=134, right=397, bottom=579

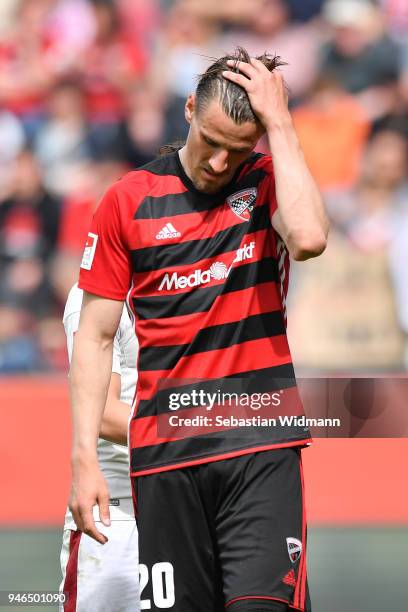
left=133, top=448, right=311, bottom=611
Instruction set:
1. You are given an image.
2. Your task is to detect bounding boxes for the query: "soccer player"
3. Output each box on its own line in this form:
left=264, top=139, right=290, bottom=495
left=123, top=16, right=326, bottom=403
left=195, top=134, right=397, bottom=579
left=60, top=284, right=139, bottom=612
left=69, top=48, right=329, bottom=612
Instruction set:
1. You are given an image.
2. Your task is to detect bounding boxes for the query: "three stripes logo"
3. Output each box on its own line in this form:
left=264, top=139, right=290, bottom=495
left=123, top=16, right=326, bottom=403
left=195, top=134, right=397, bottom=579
left=156, top=222, right=181, bottom=240
left=277, top=237, right=288, bottom=325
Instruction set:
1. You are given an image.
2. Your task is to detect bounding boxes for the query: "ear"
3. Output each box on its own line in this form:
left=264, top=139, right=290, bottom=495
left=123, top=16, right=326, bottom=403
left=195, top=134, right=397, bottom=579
left=185, top=94, right=195, bottom=124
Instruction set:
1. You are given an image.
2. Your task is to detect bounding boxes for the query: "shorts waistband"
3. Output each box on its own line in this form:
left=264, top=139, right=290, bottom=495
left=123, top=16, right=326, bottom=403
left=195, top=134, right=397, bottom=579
left=92, top=497, right=134, bottom=521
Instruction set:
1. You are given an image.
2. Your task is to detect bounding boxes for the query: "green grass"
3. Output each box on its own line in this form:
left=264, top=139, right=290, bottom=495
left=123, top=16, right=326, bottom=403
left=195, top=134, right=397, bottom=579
left=307, top=527, right=408, bottom=611
left=0, top=527, right=406, bottom=611
left=0, top=530, right=62, bottom=611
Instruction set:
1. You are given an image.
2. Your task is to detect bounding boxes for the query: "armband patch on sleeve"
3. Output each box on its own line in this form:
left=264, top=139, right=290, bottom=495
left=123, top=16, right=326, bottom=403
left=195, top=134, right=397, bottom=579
left=80, top=232, right=98, bottom=270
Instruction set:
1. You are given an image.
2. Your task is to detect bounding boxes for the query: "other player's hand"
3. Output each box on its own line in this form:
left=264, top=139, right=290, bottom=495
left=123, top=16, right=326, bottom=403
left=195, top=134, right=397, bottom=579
left=69, top=456, right=111, bottom=544
left=222, top=58, right=290, bottom=131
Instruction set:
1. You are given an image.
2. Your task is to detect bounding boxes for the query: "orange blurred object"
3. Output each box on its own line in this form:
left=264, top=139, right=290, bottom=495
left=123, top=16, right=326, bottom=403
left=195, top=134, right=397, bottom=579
left=292, top=93, right=370, bottom=191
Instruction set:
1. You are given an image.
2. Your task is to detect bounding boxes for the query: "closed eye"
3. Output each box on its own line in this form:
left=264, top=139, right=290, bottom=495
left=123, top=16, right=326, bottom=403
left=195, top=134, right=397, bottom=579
left=203, top=133, right=251, bottom=154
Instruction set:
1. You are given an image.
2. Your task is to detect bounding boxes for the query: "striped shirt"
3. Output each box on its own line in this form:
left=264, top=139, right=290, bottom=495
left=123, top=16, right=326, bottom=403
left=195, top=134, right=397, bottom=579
left=79, top=151, right=310, bottom=476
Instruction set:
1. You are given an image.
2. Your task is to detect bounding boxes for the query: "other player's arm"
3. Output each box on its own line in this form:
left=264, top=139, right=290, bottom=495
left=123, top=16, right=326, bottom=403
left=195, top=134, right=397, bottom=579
left=100, top=373, right=128, bottom=445
left=65, top=306, right=129, bottom=446
left=223, top=58, right=329, bottom=261
left=69, top=291, right=124, bottom=544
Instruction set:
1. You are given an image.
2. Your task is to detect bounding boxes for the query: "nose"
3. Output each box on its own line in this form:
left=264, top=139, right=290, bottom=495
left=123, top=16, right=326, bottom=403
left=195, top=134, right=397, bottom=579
left=208, top=150, right=229, bottom=174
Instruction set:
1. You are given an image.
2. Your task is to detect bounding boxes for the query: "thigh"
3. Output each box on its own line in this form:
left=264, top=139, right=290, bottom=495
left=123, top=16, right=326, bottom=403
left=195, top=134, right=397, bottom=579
left=60, top=521, right=139, bottom=612
left=134, top=470, right=224, bottom=612
left=213, top=448, right=311, bottom=612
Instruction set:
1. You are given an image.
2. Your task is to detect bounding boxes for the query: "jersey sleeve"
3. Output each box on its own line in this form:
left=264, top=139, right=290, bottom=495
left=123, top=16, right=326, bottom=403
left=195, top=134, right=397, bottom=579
left=63, top=283, right=122, bottom=374
left=112, top=330, right=122, bottom=376
left=78, top=183, right=132, bottom=300
left=259, top=154, right=278, bottom=219
left=63, top=311, right=80, bottom=363
left=62, top=284, right=83, bottom=362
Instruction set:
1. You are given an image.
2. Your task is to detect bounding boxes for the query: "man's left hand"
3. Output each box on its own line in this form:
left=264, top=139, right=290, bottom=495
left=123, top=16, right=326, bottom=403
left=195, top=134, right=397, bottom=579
left=223, top=58, right=290, bottom=131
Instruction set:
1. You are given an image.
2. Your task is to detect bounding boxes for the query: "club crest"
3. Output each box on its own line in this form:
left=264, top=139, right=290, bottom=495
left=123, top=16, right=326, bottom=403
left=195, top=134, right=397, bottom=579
left=227, top=188, right=257, bottom=221
left=286, top=537, right=302, bottom=564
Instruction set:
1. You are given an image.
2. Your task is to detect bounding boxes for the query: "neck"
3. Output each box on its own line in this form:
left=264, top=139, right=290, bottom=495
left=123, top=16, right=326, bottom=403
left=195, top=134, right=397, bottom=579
left=178, top=145, right=193, bottom=182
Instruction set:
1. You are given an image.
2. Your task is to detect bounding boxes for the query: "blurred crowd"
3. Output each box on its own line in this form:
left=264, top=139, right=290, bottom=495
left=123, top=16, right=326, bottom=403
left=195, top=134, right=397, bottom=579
left=0, top=0, right=407, bottom=374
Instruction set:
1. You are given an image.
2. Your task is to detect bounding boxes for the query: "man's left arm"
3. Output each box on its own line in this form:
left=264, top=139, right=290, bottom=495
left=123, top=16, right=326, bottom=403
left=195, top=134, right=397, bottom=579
left=266, top=114, right=328, bottom=261
left=223, top=58, right=329, bottom=261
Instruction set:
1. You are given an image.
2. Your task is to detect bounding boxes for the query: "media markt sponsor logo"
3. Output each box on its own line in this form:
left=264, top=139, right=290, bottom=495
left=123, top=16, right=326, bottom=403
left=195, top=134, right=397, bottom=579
left=286, top=537, right=302, bottom=564
left=208, top=261, right=229, bottom=280
left=158, top=241, right=255, bottom=291
left=227, top=188, right=257, bottom=221
left=156, top=222, right=181, bottom=240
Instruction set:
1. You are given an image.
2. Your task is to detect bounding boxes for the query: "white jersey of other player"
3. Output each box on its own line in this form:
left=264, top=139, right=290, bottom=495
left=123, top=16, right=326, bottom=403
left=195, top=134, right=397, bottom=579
left=63, top=283, right=138, bottom=527
left=60, top=284, right=139, bottom=612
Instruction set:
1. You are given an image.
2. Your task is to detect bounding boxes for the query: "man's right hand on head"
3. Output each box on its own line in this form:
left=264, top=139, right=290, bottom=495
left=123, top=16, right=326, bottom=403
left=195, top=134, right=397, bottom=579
left=69, top=456, right=111, bottom=544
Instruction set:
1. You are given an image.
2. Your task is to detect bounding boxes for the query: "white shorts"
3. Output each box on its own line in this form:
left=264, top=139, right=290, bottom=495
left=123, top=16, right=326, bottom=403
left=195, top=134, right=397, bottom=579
left=59, top=499, right=139, bottom=612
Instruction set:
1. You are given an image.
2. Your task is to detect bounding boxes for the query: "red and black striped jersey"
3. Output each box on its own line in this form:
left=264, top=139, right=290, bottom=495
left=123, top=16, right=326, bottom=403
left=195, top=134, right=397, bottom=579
left=79, top=151, right=311, bottom=476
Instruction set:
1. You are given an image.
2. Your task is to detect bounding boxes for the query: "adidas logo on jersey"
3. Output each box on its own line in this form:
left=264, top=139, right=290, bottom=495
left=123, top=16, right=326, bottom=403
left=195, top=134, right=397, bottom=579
left=158, top=241, right=255, bottom=291
left=282, top=569, right=297, bottom=587
left=156, top=223, right=181, bottom=240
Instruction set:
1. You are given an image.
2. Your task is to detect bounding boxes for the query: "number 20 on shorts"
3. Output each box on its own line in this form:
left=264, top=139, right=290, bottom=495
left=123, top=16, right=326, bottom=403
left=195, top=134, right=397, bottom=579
left=139, top=562, right=175, bottom=609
